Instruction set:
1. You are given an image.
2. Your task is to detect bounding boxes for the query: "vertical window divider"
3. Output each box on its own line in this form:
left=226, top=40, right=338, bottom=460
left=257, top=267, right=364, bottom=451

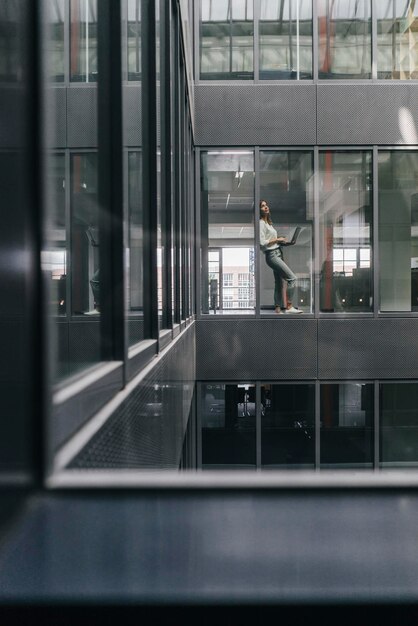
left=255, top=147, right=261, bottom=317
left=253, top=0, right=260, bottom=82
left=315, top=379, right=321, bottom=470
left=196, top=382, right=202, bottom=469
left=195, top=148, right=202, bottom=317
left=97, top=0, right=125, bottom=363
left=371, top=0, right=378, bottom=81
left=142, top=0, right=159, bottom=341
left=256, top=382, right=261, bottom=469
left=65, top=150, right=72, bottom=319
left=373, top=145, right=379, bottom=317
left=374, top=379, right=380, bottom=470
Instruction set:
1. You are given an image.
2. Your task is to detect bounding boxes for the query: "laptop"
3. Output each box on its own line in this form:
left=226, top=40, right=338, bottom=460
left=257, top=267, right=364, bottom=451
left=281, top=226, right=302, bottom=247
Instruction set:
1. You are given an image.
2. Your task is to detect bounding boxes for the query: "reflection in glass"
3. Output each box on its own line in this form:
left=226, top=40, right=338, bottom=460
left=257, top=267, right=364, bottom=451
left=260, top=151, right=313, bottom=313
left=318, top=0, right=371, bottom=79
left=127, top=0, right=141, bottom=80
left=319, top=151, right=373, bottom=312
left=377, top=1, right=418, bottom=79
left=128, top=152, right=144, bottom=345
left=379, top=152, right=418, bottom=312
left=201, top=383, right=256, bottom=467
left=45, top=0, right=65, bottom=82
left=0, top=2, right=20, bottom=82
left=261, top=384, right=314, bottom=467
left=380, top=383, right=418, bottom=467
left=321, top=383, right=373, bottom=468
left=70, top=0, right=98, bottom=82
left=200, top=0, right=254, bottom=79
left=200, top=151, right=255, bottom=314
left=45, top=154, right=66, bottom=317
left=259, top=0, right=312, bottom=80
left=71, top=153, right=100, bottom=316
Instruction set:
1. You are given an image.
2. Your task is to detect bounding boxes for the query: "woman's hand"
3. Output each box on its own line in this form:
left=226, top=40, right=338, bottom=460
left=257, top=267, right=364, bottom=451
left=276, top=236, right=287, bottom=243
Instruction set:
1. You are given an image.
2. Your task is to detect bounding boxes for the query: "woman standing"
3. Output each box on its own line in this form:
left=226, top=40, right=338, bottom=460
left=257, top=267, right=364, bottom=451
left=259, top=200, right=302, bottom=314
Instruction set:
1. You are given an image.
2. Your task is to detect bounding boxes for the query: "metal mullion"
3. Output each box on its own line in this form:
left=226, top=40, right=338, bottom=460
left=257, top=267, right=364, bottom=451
left=255, top=147, right=261, bottom=317
left=141, top=0, right=159, bottom=340
left=174, top=8, right=181, bottom=325
left=98, top=0, right=125, bottom=361
left=65, top=150, right=72, bottom=318
left=373, top=145, right=379, bottom=317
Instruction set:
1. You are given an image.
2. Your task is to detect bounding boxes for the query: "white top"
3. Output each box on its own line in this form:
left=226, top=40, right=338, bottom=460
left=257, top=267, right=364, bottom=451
left=260, top=219, right=280, bottom=253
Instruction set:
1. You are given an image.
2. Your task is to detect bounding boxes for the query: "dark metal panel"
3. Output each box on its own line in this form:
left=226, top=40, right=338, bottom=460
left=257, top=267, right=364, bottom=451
left=68, top=321, right=101, bottom=366
left=45, top=87, right=66, bottom=149
left=194, top=84, right=316, bottom=146
left=317, top=84, right=418, bottom=145
left=196, top=319, right=317, bottom=380
left=319, top=319, right=418, bottom=379
left=67, top=87, right=98, bottom=147
left=68, top=324, right=196, bottom=469
left=122, top=84, right=142, bottom=146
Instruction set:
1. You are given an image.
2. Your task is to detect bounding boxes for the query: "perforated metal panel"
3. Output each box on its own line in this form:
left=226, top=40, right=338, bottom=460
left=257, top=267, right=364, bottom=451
left=123, top=84, right=142, bottom=147
left=319, top=319, right=418, bottom=379
left=317, top=84, right=418, bottom=145
left=194, top=84, right=316, bottom=146
left=67, top=87, right=98, bottom=148
left=68, top=324, right=196, bottom=469
left=68, top=321, right=101, bottom=367
left=45, top=87, right=66, bottom=149
left=196, top=319, right=317, bottom=380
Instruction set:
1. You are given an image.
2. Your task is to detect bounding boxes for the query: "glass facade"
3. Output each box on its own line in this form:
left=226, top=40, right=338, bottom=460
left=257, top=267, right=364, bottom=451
left=320, top=383, right=374, bottom=468
left=377, top=0, right=418, bottom=80
left=200, top=151, right=255, bottom=313
left=45, top=0, right=65, bottom=82
left=319, top=151, right=373, bottom=313
left=70, top=0, right=98, bottom=82
left=259, top=0, right=312, bottom=80
left=127, top=0, right=141, bottom=80
left=200, top=0, right=254, bottom=79
left=379, top=151, right=418, bottom=312
left=380, top=383, right=418, bottom=467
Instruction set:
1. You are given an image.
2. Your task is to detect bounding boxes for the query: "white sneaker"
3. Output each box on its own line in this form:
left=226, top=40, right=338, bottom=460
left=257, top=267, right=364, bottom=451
left=284, top=307, right=303, bottom=314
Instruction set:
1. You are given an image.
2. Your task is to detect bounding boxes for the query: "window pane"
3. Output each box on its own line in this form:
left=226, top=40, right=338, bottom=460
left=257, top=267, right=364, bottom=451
left=259, top=0, right=312, bottom=80
left=45, top=154, right=66, bottom=317
left=127, top=152, right=144, bottom=345
left=127, top=0, right=141, bottom=80
left=201, top=151, right=255, bottom=314
left=321, top=383, right=374, bottom=468
left=201, top=383, right=256, bottom=467
left=261, top=384, right=315, bottom=467
left=70, top=0, right=98, bottom=82
left=318, top=0, right=371, bottom=79
left=380, top=383, right=418, bottom=467
left=319, top=151, right=373, bottom=312
left=377, top=0, right=418, bottom=80
left=378, top=151, right=418, bottom=312
left=260, top=151, right=313, bottom=313
left=200, top=0, right=254, bottom=79
left=45, top=0, right=65, bottom=82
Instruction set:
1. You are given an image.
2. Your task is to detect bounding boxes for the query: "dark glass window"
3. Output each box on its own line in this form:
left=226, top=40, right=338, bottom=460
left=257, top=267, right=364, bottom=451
left=261, top=384, right=315, bottom=467
left=127, top=0, right=141, bottom=80
left=320, top=383, right=374, bottom=468
left=127, top=152, right=144, bottom=346
left=380, top=383, right=418, bottom=467
left=201, top=383, right=256, bottom=467
left=45, top=0, right=65, bottom=82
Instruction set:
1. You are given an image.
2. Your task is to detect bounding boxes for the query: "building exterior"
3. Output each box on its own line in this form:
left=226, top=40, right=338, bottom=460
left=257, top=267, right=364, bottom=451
left=2, top=0, right=418, bottom=618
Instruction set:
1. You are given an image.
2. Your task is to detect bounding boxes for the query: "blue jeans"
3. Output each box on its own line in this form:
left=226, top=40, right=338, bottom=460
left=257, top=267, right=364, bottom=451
left=264, top=249, right=297, bottom=309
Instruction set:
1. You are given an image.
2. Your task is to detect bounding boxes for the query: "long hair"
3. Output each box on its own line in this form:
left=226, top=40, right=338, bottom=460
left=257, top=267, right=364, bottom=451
left=259, top=200, right=272, bottom=225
